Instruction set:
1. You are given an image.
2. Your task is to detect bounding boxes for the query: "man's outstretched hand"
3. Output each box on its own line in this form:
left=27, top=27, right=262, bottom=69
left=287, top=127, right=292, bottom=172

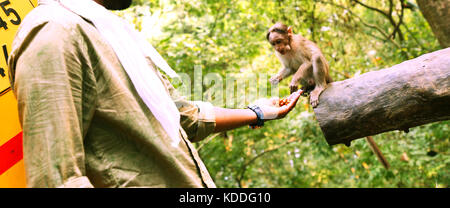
left=253, top=90, right=303, bottom=120
left=213, top=90, right=302, bottom=133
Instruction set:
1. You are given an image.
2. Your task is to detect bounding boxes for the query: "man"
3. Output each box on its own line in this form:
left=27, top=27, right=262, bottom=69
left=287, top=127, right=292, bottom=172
left=8, top=0, right=301, bottom=188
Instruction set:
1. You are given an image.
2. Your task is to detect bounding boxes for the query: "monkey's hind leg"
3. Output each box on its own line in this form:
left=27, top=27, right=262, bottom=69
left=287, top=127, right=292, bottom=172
left=310, top=55, right=328, bottom=108
left=310, top=86, right=325, bottom=108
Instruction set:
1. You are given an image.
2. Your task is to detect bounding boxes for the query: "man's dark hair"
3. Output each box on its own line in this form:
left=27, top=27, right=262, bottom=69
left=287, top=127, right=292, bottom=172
left=104, top=0, right=132, bottom=10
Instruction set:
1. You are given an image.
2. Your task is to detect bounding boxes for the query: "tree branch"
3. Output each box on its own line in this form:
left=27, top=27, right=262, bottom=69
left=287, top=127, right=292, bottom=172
left=323, top=0, right=410, bottom=56
left=313, top=48, right=450, bottom=146
left=352, top=0, right=390, bottom=18
left=208, top=3, right=226, bottom=37
left=388, top=0, right=405, bottom=41
left=236, top=138, right=301, bottom=188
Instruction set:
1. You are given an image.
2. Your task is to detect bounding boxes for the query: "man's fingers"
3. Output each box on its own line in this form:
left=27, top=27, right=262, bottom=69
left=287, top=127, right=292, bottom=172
left=288, top=89, right=303, bottom=100
left=279, top=90, right=301, bottom=113
left=286, top=91, right=301, bottom=109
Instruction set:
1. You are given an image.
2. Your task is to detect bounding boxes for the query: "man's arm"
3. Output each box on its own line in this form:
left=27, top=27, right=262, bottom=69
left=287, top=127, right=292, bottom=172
left=214, top=91, right=302, bottom=133
left=10, top=21, right=95, bottom=188
left=213, top=108, right=257, bottom=133
left=158, top=71, right=301, bottom=141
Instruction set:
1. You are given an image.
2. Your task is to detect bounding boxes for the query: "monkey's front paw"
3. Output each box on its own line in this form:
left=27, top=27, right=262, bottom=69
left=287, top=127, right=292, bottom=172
left=270, top=76, right=281, bottom=85
left=289, top=83, right=298, bottom=94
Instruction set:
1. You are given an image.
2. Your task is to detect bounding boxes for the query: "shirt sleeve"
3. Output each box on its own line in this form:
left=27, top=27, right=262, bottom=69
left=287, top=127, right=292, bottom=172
left=156, top=71, right=216, bottom=143
left=9, top=21, right=96, bottom=188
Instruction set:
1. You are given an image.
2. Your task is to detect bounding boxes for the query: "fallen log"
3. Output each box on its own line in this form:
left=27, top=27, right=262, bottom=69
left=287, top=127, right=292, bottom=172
left=314, top=48, right=450, bottom=146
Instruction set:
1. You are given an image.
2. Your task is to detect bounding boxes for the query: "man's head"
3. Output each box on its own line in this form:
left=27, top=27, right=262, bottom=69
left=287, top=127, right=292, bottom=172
left=94, top=0, right=132, bottom=10
left=266, top=22, right=293, bottom=55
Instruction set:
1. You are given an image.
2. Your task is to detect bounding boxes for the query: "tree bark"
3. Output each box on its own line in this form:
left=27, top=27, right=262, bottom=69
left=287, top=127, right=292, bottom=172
left=313, top=48, right=450, bottom=146
left=417, top=0, right=450, bottom=48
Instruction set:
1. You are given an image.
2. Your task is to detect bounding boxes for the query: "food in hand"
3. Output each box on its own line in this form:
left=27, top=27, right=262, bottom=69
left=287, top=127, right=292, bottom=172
left=279, top=97, right=291, bottom=106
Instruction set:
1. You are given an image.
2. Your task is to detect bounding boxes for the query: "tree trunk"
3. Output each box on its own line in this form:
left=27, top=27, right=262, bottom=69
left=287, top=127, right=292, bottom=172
left=313, top=48, right=450, bottom=146
left=417, top=0, right=450, bottom=48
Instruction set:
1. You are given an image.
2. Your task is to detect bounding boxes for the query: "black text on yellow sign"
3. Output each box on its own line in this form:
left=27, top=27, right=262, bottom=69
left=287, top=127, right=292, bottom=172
left=0, top=0, right=35, bottom=94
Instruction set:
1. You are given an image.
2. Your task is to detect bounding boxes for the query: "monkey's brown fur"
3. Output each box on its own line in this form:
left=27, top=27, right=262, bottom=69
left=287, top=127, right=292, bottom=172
left=267, top=22, right=332, bottom=108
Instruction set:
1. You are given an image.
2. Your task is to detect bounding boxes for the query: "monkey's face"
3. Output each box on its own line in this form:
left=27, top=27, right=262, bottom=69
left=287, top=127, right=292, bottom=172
left=268, top=32, right=291, bottom=55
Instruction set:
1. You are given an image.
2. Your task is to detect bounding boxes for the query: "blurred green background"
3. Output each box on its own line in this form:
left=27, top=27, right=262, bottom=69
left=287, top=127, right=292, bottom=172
left=118, top=0, right=449, bottom=188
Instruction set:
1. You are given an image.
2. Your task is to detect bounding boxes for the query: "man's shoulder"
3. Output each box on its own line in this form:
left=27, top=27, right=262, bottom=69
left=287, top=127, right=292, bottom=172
left=13, top=2, right=90, bottom=47
left=22, top=3, right=87, bottom=31
left=9, top=2, right=94, bottom=83
left=10, top=2, right=93, bottom=61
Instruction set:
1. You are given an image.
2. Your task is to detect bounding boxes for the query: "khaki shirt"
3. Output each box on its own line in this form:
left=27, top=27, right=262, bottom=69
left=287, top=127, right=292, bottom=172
left=9, top=0, right=216, bottom=188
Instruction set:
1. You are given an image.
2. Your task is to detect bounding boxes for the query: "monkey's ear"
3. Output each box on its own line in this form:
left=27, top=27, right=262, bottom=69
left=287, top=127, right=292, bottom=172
left=287, top=26, right=293, bottom=34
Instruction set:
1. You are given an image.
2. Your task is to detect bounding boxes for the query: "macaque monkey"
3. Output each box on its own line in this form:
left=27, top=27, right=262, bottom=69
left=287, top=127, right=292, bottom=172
left=267, top=22, right=332, bottom=108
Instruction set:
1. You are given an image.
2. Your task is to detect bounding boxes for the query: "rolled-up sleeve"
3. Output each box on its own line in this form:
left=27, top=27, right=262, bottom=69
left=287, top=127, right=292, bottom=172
left=183, top=100, right=216, bottom=142
left=156, top=72, right=216, bottom=143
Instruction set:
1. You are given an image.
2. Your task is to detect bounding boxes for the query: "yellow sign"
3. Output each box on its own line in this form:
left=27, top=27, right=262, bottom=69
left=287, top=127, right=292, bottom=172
left=0, top=0, right=36, bottom=93
left=0, top=0, right=37, bottom=188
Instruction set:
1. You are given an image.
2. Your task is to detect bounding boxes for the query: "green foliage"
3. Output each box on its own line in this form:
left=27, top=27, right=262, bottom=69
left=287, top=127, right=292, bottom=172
left=120, top=0, right=448, bottom=187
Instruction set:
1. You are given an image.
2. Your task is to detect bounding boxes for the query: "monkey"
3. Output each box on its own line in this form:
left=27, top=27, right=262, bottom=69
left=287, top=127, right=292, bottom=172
left=267, top=22, right=332, bottom=108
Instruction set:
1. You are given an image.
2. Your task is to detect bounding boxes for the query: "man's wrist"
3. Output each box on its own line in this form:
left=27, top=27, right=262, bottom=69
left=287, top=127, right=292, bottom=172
left=247, top=105, right=264, bottom=128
